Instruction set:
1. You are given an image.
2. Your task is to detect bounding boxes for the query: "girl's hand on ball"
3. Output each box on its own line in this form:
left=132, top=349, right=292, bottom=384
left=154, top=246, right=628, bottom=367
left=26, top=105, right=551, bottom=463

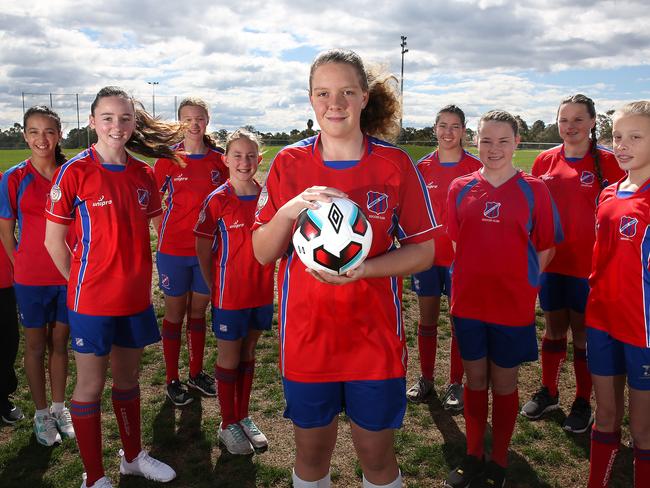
left=306, top=263, right=366, bottom=285
left=280, top=186, right=347, bottom=220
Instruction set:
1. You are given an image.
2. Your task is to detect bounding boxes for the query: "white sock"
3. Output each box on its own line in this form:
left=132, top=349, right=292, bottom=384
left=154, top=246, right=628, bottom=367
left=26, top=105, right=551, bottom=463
left=362, top=470, right=402, bottom=488
left=51, top=402, right=65, bottom=414
left=35, top=408, right=49, bottom=417
left=292, top=468, right=331, bottom=488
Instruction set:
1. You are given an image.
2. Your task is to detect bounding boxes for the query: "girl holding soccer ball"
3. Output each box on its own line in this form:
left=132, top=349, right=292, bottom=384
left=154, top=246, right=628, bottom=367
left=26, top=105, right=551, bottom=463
left=522, top=94, right=623, bottom=433
left=44, top=86, right=183, bottom=488
left=195, top=128, right=274, bottom=455
left=585, top=101, right=650, bottom=488
left=253, top=49, right=436, bottom=488
left=445, top=110, right=562, bottom=488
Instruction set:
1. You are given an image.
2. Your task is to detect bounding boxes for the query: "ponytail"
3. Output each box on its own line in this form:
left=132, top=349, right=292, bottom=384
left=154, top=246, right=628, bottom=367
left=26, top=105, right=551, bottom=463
left=590, top=126, right=604, bottom=189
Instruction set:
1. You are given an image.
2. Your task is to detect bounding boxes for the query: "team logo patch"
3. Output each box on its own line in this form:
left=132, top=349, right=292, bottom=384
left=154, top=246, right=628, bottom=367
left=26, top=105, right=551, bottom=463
left=50, top=184, right=62, bottom=203
left=642, top=365, right=650, bottom=378
left=367, top=191, right=388, bottom=215
left=580, top=171, right=595, bottom=186
left=211, top=170, right=221, bottom=185
left=137, top=188, right=150, bottom=207
left=483, top=201, right=501, bottom=219
left=256, top=186, right=269, bottom=213
left=197, top=208, right=206, bottom=224
left=219, top=324, right=228, bottom=332
left=161, top=274, right=170, bottom=289
left=75, top=338, right=84, bottom=347
left=619, top=216, right=638, bottom=237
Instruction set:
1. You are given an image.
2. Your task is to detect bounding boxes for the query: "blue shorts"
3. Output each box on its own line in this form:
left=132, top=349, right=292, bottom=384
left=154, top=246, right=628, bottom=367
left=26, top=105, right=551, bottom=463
left=68, top=305, right=160, bottom=356
left=453, top=316, right=538, bottom=368
left=539, top=272, right=589, bottom=313
left=282, top=377, right=406, bottom=431
left=587, top=327, right=650, bottom=390
left=14, top=283, right=68, bottom=328
left=156, top=252, right=210, bottom=296
left=411, top=265, right=451, bottom=298
left=211, top=304, right=273, bottom=341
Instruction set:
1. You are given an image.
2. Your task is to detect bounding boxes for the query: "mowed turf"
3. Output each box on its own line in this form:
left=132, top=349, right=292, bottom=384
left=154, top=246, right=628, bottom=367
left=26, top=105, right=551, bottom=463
left=0, top=144, right=634, bottom=487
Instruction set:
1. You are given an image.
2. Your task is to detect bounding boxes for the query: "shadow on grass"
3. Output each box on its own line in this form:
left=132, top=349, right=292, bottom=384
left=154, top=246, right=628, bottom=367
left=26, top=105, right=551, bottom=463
left=213, top=448, right=257, bottom=488
left=0, top=432, right=54, bottom=487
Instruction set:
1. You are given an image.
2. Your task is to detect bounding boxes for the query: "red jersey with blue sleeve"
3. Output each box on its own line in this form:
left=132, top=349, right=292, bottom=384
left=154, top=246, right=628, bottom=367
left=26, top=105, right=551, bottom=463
left=447, top=170, right=563, bottom=326
left=154, top=144, right=228, bottom=256
left=416, top=150, right=482, bottom=267
left=586, top=180, right=650, bottom=348
left=0, top=160, right=68, bottom=286
left=45, top=146, right=162, bottom=315
left=253, top=135, right=438, bottom=383
left=0, top=173, right=13, bottom=289
left=532, top=144, right=624, bottom=278
left=194, top=180, right=274, bottom=310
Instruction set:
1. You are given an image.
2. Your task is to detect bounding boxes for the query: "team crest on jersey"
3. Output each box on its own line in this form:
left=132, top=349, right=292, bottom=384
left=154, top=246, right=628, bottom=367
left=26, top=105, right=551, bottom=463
left=367, top=191, right=388, bottom=215
left=580, top=171, right=595, bottom=186
left=197, top=208, right=206, bottom=224
left=50, top=184, right=62, bottom=203
left=256, top=186, right=268, bottom=213
left=211, top=170, right=221, bottom=185
left=483, top=201, right=501, bottom=219
left=619, top=216, right=638, bottom=238
left=137, top=188, right=150, bottom=207
left=161, top=274, right=170, bottom=289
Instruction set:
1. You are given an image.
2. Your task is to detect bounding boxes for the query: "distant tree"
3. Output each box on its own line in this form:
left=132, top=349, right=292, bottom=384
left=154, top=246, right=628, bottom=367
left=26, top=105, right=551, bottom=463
left=529, top=120, right=546, bottom=141
left=539, top=123, right=561, bottom=143
left=0, top=123, right=25, bottom=148
left=62, top=126, right=97, bottom=148
left=597, top=110, right=615, bottom=144
left=465, top=128, right=475, bottom=145
left=307, top=119, right=314, bottom=131
left=215, top=129, right=229, bottom=143
left=514, top=115, right=529, bottom=141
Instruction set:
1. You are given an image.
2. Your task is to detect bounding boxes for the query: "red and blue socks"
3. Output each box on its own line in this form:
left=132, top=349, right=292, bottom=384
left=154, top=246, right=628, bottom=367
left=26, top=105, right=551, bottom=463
left=215, top=365, right=238, bottom=428
left=491, top=389, right=519, bottom=467
left=588, top=428, right=621, bottom=488
left=70, top=399, right=103, bottom=486
left=464, top=386, right=488, bottom=458
left=111, top=385, right=141, bottom=462
left=541, top=337, right=567, bottom=397
left=187, top=317, right=207, bottom=378
left=161, top=319, right=182, bottom=384
left=573, top=345, right=592, bottom=401
left=237, top=360, right=255, bottom=420
left=417, top=322, right=437, bottom=381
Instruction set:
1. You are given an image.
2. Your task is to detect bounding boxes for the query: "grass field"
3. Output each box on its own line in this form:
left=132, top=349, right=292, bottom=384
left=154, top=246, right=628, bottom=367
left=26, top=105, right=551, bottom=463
left=0, top=145, right=634, bottom=488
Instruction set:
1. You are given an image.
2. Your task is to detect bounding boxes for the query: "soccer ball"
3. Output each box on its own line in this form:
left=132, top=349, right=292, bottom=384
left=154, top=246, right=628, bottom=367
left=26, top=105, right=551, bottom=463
left=292, top=197, right=373, bottom=276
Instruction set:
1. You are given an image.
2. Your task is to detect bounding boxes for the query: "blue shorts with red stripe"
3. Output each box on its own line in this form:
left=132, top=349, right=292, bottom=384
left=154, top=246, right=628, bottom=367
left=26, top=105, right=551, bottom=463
left=587, top=327, right=650, bottom=390
left=453, top=316, right=538, bottom=368
left=211, top=304, right=273, bottom=341
left=14, top=283, right=68, bottom=328
left=68, top=305, right=160, bottom=356
left=282, top=377, right=406, bottom=431
left=156, top=252, right=210, bottom=296
left=539, top=272, right=589, bottom=313
left=411, top=265, right=451, bottom=297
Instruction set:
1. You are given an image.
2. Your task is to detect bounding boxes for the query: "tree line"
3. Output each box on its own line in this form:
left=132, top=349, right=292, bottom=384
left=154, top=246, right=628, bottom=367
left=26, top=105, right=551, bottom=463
left=0, top=112, right=616, bottom=149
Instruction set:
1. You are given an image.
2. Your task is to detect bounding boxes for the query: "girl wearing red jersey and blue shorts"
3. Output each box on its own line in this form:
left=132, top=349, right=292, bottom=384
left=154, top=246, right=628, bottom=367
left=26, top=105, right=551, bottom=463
left=195, top=129, right=274, bottom=455
left=407, top=105, right=481, bottom=410
left=0, top=106, right=74, bottom=446
left=253, top=49, right=436, bottom=488
left=445, top=111, right=562, bottom=488
left=586, top=101, right=650, bottom=488
left=153, top=98, right=228, bottom=406
left=44, top=87, right=183, bottom=488
left=523, top=94, right=624, bottom=433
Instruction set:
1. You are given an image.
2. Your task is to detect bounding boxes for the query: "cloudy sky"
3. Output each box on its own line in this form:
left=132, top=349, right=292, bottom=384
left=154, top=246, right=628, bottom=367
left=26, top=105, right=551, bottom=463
left=1, top=0, right=649, bottom=135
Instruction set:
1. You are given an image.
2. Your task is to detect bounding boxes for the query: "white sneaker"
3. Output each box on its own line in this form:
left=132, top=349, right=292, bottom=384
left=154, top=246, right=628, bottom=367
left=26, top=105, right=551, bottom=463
left=81, top=474, right=113, bottom=488
left=218, top=422, right=254, bottom=455
left=52, top=406, right=76, bottom=439
left=34, top=413, right=62, bottom=446
left=239, top=417, right=268, bottom=452
left=119, top=449, right=176, bottom=482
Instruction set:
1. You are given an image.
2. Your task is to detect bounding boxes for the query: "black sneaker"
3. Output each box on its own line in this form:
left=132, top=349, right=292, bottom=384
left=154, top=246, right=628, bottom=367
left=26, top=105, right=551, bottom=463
left=188, top=371, right=216, bottom=397
left=520, top=386, right=559, bottom=420
left=166, top=380, right=193, bottom=406
left=470, top=461, right=506, bottom=488
left=1, top=399, right=24, bottom=425
left=562, top=397, right=593, bottom=434
left=445, top=455, right=485, bottom=488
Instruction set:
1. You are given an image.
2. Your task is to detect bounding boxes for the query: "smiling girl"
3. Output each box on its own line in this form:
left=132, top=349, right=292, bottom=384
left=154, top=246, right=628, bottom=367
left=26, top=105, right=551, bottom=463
left=44, top=86, right=184, bottom=488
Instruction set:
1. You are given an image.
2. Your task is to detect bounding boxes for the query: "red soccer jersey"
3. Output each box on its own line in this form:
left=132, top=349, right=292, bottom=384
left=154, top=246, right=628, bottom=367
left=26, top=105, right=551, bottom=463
left=254, top=135, right=437, bottom=382
left=416, top=149, right=482, bottom=267
left=0, top=160, right=69, bottom=286
left=532, top=144, right=624, bottom=278
left=45, top=146, right=162, bottom=315
left=447, top=170, right=563, bottom=326
left=586, top=180, right=650, bottom=348
left=194, top=180, right=274, bottom=310
left=0, top=173, right=13, bottom=288
left=155, top=144, right=228, bottom=256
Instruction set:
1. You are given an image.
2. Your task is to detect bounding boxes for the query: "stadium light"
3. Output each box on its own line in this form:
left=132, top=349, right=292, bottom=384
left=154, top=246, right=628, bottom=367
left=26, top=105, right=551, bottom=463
left=400, top=36, right=408, bottom=130
left=147, top=81, right=159, bottom=117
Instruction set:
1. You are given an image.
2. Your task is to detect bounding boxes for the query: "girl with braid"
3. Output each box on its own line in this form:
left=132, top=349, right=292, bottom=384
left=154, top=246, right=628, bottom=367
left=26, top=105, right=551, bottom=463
left=522, top=94, right=624, bottom=433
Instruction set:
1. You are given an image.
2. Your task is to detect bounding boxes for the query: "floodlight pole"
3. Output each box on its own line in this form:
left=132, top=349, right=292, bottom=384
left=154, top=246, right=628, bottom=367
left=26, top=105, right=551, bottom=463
left=400, top=36, right=408, bottom=132
left=147, top=81, right=159, bottom=117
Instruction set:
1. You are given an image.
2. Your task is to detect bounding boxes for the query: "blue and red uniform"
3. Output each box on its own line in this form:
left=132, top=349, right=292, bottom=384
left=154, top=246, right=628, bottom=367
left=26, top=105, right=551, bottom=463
left=254, top=134, right=437, bottom=430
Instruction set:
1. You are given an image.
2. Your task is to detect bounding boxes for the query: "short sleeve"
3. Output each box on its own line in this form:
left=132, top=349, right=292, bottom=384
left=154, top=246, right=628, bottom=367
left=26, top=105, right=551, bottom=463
left=600, top=151, right=625, bottom=186
left=0, top=171, right=17, bottom=220
left=446, top=180, right=461, bottom=243
left=194, top=191, right=222, bottom=238
left=532, top=181, right=564, bottom=251
left=396, top=155, right=438, bottom=244
left=530, top=153, right=545, bottom=178
left=153, top=158, right=171, bottom=194
left=144, top=169, right=163, bottom=217
left=252, top=158, right=283, bottom=231
left=45, top=165, right=77, bottom=225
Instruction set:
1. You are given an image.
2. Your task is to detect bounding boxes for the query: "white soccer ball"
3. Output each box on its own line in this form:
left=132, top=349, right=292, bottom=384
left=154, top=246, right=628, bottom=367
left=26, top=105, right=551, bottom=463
left=292, top=197, right=373, bottom=276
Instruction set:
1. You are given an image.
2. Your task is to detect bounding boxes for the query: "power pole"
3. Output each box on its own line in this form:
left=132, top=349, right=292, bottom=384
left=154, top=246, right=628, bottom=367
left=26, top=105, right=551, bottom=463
left=147, top=81, right=159, bottom=117
left=400, top=36, right=408, bottom=133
